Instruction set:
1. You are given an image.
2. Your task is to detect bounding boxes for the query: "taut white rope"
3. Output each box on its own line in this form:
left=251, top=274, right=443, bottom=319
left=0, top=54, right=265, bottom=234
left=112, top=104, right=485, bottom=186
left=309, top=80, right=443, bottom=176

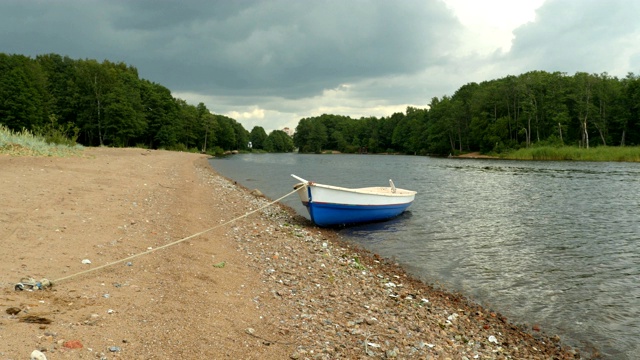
left=53, top=188, right=299, bottom=284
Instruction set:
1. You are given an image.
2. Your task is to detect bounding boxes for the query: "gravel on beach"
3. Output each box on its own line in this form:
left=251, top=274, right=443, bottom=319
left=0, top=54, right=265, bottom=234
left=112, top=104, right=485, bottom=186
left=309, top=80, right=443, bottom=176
left=0, top=148, right=583, bottom=359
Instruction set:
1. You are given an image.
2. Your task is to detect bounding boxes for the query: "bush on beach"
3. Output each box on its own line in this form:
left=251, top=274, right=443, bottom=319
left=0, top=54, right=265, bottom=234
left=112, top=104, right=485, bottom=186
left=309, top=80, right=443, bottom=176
left=0, top=124, right=83, bottom=157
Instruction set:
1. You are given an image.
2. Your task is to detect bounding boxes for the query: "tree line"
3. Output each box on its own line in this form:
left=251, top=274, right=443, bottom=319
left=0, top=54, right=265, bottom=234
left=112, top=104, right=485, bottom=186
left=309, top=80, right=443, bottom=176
left=0, top=53, right=294, bottom=153
left=294, top=71, right=640, bottom=155
left=2, top=53, right=638, bottom=156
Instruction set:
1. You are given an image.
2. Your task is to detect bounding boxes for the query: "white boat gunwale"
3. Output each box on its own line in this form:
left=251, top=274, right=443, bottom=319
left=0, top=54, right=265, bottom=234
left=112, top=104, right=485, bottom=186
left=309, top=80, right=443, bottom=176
left=293, top=181, right=416, bottom=197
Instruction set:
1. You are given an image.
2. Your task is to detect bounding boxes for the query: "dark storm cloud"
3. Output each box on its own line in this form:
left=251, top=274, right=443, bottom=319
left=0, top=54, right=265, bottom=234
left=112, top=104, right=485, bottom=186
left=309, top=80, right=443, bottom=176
left=3, top=0, right=637, bottom=131
left=0, top=0, right=460, bottom=99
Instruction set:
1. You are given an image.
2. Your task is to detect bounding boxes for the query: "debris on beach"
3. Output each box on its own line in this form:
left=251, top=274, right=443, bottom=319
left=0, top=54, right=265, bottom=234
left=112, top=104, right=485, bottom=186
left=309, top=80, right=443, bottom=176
left=5, top=307, right=21, bottom=315
left=14, top=277, right=52, bottom=291
left=30, top=350, right=47, bottom=360
left=19, top=315, right=52, bottom=324
left=62, top=340, right=83, bottom=349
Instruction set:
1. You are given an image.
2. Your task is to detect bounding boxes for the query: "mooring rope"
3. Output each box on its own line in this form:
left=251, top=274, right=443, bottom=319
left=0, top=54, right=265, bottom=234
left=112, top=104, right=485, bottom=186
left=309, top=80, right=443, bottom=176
left=52, top=187, right=299, bottom=284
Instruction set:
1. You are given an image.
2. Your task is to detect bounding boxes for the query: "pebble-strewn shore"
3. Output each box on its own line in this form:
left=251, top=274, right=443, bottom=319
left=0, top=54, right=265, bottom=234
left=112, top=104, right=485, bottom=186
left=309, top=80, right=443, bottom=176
left=0, top=149, right=584, bottom=359
left=200, top=166, right=583, bottom=359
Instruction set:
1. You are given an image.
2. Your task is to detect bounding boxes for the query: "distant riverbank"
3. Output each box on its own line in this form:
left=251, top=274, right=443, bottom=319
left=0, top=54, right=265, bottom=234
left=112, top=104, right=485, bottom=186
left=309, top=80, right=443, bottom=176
left=501, top=145, right=640, bottom=162
left=300, top=145, right=640, bottom=163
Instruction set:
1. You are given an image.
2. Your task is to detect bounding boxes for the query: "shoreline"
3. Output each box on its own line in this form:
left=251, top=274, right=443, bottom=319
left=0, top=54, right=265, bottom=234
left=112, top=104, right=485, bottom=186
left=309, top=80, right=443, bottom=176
left=449, top=152, right=500, bottom=159
left=0, top=148, right=583, bottom=359
left=213, top=160, right=587, bottom=359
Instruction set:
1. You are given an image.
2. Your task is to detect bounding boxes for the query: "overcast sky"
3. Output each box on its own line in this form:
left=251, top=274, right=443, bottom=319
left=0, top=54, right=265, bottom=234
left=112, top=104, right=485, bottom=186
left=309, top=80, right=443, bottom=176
left=2, top=0, right=639, bottom=132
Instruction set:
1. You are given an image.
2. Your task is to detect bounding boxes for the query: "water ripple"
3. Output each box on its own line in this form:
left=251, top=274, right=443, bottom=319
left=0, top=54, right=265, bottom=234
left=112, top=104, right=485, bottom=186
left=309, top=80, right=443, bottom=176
left=210, top=154, right=640, bottom=359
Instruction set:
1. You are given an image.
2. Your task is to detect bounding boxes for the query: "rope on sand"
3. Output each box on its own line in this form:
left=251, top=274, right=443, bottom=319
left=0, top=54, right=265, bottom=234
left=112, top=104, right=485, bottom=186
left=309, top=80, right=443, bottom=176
left=50, top=187, right=299, bottom=285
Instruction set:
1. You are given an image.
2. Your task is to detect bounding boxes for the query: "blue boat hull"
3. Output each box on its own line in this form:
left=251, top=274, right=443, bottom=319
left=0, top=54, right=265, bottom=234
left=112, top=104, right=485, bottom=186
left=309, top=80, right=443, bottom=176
left=292, top=175, right=416, bottom=227
left=302, top=201, right=412, bottom=227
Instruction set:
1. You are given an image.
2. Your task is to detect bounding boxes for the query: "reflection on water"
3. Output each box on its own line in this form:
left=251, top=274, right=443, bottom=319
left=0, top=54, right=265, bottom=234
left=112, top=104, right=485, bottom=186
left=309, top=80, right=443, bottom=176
left=340, top=211, right=414, bottom=239
left=210, top=154, right=640, bottom=359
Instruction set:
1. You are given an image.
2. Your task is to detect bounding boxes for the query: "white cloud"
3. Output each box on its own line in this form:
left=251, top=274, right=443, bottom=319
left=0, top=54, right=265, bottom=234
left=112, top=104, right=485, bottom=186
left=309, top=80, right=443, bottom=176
left=227, top=108, right=265, bottom=121
left=442, top=0, right=545, bottom=54
left=506, top=0, right=640, bottom=77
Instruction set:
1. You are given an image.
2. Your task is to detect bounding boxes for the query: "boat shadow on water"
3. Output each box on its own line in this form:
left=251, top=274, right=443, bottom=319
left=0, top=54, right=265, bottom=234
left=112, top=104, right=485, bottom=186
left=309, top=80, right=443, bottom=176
left=337, top=211, right=413, bottom=241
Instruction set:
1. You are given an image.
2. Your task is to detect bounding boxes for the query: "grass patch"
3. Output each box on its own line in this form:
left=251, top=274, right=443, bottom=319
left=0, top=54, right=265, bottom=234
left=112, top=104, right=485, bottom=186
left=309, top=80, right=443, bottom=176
left=501, top=146, right=640, bottom=162
left=0, top=125, right=83, bottom=157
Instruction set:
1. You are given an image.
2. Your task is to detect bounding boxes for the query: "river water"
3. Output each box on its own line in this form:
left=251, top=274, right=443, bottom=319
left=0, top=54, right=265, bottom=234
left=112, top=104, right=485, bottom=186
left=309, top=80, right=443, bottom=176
left=208, top=153, right=640, bottom=359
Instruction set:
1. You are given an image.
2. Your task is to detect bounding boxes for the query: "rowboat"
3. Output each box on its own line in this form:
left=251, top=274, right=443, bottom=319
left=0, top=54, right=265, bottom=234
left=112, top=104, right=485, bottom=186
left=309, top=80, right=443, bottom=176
left=291, top=174, right=416, bottom=227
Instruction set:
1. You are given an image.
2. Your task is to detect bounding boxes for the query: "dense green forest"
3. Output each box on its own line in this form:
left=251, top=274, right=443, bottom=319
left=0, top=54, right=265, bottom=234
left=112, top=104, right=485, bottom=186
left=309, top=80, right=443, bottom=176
left=294, top=71, right=640, bottom=155
left=2, top=53, right=639, bottom=157
left=0, top=53, right=295, bottom=154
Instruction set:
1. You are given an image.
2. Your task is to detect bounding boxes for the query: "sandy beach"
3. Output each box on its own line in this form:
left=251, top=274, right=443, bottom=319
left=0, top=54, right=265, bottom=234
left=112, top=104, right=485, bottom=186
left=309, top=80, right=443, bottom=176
left=0, top=148, right=581, bottom=359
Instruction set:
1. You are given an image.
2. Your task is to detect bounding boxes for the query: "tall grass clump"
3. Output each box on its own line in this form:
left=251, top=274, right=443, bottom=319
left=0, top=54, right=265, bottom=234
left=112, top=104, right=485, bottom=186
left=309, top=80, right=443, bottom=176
left=33, top=115, right=80, bottom=147
left=0, top=124, right=83, bottom=157
left=503, top=145, right=640, bottom=162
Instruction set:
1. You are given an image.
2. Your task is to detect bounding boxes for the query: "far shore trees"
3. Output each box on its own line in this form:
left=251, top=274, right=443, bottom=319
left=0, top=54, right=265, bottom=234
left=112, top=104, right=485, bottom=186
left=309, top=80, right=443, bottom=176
left=3, top=53, right=639, bottom=157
